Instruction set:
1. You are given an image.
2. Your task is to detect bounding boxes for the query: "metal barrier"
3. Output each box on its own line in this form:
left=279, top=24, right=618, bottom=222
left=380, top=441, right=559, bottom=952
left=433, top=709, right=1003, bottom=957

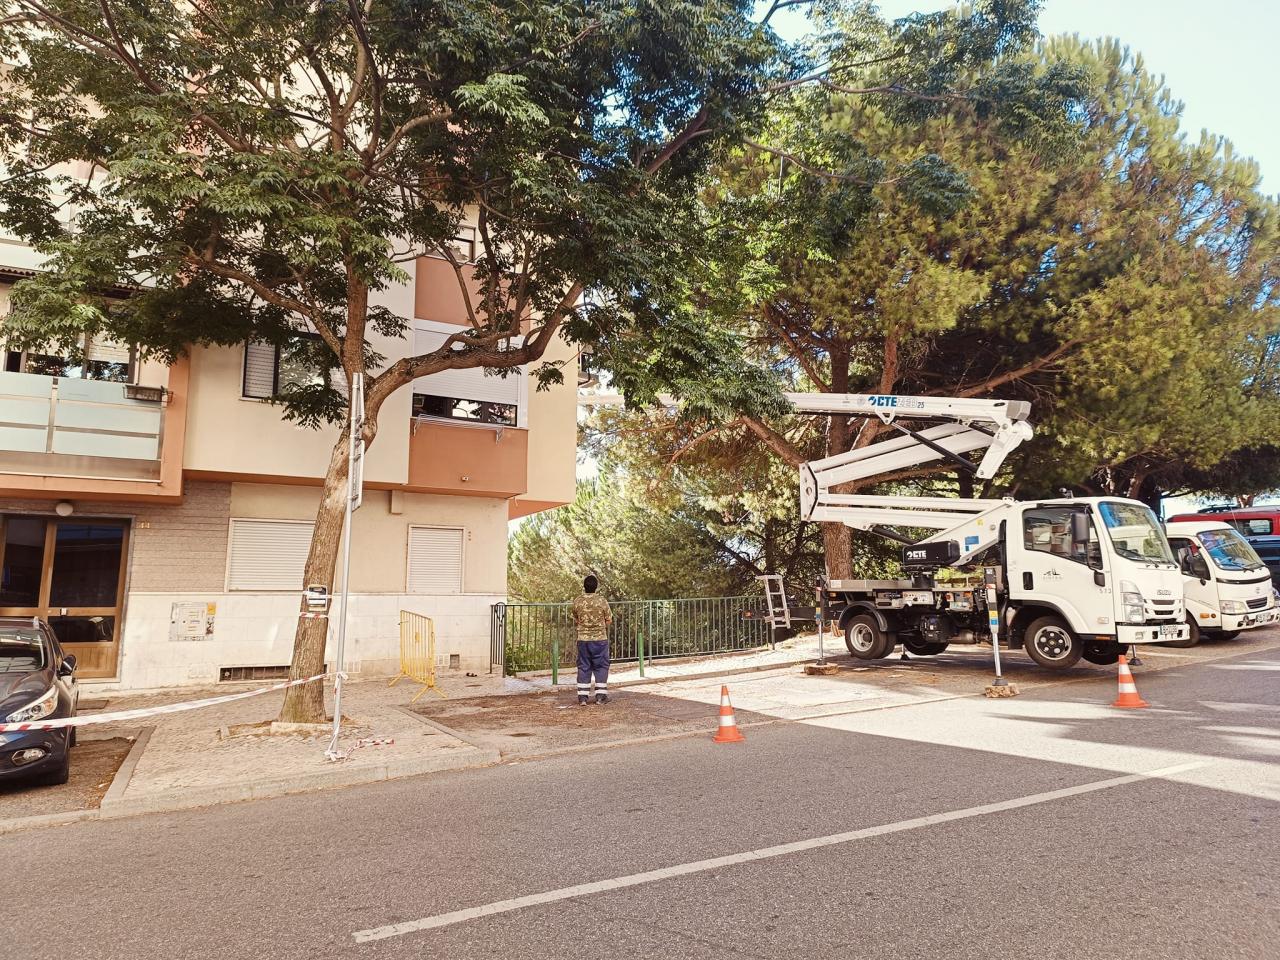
left=390, top=611, right=445, bottom=701
left=491, top=596, right=769, bottom=677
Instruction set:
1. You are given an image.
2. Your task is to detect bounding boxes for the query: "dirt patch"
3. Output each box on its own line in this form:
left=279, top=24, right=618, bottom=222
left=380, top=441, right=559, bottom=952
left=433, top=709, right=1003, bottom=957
left=414, top=690, right=760, bottom=756
left=0, top=736, right=134, bottom=820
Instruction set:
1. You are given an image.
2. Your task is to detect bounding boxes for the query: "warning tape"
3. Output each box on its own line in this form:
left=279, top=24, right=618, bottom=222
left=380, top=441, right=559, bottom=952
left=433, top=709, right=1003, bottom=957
left=0, top=671, right=330, bottom=733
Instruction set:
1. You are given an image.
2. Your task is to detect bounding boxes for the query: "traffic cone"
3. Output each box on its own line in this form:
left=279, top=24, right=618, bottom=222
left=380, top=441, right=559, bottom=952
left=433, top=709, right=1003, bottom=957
left=1112, top=655, right=1150, bottom=709
left=713, top=685, right=746, bottom=743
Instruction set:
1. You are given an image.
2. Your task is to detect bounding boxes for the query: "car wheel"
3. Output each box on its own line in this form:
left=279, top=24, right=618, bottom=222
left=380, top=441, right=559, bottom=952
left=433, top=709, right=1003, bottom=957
left=844, top=614, right=895, bottom=660
left=1161, top=617, right=1199, bottom=648
left=41, top=750, right=70, bottom=786
left=1023, top=616, right=1082, bottom=669
left=1082, top=639, right=1120, bottom=666
left=903, top=639, right=949, bottom=656
left=69, top=726, right=77, bottom=748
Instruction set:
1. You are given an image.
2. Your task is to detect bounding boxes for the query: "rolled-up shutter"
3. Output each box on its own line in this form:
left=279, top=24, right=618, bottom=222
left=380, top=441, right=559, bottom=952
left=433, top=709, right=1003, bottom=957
left=412, top=327, right=522, bottom=406
left=407, top=526, right=464, bottom=594
left=242, top=342, right=277, bottom=398
left=227, top=519, right=314, bottom=590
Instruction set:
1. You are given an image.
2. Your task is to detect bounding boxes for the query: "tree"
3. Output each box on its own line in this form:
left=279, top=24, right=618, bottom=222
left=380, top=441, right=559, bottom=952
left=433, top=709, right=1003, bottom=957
left=0, top=0, right=792, bottom=721
left=689, top=35, right=1279, bottom=574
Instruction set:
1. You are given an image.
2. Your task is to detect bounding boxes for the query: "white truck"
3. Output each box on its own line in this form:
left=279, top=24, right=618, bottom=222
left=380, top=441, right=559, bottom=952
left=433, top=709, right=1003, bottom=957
left=789, top=392, right=1190, bottom=669
left=1163, top=519, right=1279, bottom=646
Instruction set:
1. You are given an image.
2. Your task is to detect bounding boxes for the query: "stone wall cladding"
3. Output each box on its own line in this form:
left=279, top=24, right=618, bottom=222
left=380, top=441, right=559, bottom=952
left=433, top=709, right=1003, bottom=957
left=0, top=481, right=232, bottom=593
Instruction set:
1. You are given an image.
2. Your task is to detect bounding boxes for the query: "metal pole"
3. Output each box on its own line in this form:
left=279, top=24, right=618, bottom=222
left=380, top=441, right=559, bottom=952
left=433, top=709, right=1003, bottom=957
left=815, top=579, right=825, bottom=665
left=985, top=566, right=1008, bottom=688
left=638, top=627, right=645, bottom=678
left=551, top=633, right=559, bottom=686
left=325, top=414, right=358, bottom=759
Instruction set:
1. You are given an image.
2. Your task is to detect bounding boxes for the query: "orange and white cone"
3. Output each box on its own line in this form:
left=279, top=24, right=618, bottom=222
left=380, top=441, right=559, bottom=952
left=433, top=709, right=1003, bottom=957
left=713, top=685, right=746, bottom=743
left=1112, top=655, right=1150, bottom=709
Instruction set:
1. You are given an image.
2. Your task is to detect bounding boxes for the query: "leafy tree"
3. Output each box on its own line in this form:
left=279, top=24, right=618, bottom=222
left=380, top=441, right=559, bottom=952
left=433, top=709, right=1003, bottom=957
left=690, top=35, right=1279, bottom=575
left=0, top=0, right=792, bottom=721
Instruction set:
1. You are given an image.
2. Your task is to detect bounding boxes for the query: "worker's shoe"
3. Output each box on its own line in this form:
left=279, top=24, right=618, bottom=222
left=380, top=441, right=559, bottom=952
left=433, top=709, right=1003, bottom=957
left=596, top=694, right=609, bottom=705
left=577, top=696, right=589, bottom=706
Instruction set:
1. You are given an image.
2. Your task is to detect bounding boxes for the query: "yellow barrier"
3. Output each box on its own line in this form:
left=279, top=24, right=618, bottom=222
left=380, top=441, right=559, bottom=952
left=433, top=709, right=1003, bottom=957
left=390, top=611, right=445, bottom=702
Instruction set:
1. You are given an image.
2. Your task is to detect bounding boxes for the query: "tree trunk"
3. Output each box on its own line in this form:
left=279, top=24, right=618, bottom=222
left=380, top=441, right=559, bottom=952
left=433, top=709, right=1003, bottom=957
left=821, top=521, right=852, bottom=580
left=278, top=428, right=352, bottom=724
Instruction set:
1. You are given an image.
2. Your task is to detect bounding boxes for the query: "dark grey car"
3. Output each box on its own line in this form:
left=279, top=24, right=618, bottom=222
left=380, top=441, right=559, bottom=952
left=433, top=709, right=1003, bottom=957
left=1247, top=536, right=1280, bottom=589
left=0, top=617, right=79, bottom=786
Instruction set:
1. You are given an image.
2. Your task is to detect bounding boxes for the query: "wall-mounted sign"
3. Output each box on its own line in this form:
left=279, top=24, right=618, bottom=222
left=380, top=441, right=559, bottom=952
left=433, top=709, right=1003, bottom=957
left=170, top=602, right=216, bottom=641
left=303, top=584, right=330, bottom=612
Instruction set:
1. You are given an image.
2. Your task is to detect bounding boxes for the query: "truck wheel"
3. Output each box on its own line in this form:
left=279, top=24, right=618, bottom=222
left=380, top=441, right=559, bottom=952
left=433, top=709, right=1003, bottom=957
left=903, top=639, right=949, bottom=656
left=1219, top=630, right=1241, bottom=641
left=1161, top=618, right=1199, bottom=648
left=1082, top=640, right=1120, bottom=666
left=1023, top=616, right=1082, bottom=669
left=844, top=614, right=895, bottom=660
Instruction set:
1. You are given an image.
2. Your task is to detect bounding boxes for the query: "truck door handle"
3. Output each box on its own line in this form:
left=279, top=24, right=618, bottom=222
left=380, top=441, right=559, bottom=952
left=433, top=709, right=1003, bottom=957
left=1023, top=572, right=1033, bottom=590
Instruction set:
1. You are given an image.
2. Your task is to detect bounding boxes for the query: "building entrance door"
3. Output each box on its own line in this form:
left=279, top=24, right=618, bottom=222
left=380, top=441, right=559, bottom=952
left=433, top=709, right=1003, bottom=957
left=0, top=514, right=129, bottom=679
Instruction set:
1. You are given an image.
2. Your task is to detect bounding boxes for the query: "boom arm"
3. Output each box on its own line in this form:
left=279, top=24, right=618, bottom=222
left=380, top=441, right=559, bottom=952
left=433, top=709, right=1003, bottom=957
left=792, top=393, right=1033, bottom=559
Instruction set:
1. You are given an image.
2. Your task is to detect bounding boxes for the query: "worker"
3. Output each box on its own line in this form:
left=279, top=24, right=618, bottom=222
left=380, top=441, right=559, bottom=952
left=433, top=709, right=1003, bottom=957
left=571, top=574, right=613, bottom=705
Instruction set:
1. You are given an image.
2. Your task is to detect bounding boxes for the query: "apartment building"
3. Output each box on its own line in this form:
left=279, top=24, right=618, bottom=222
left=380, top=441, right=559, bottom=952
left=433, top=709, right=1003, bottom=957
left=0, top=228, right=577, bottom=690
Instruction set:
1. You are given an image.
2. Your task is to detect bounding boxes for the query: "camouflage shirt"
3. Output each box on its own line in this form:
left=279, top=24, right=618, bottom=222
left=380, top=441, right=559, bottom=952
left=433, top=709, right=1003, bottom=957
left=571, top=592, right=612, bottom=643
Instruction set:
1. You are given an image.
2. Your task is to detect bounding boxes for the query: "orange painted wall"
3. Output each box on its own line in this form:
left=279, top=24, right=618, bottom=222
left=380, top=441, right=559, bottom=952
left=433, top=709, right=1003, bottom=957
left=415, top=255, right=481, bottom=325
left=406, top=419, right=528, bottom=499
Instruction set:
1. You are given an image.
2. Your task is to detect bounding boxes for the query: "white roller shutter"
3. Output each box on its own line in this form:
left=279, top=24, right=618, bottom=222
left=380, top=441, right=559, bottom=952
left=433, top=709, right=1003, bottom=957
left=407, top=526, right=464, bottom=594
left=227, top=519, right=314, bottom=591
left=243, top=341, right=277, bottom=398
left=412, top=326, right=522, bottom=406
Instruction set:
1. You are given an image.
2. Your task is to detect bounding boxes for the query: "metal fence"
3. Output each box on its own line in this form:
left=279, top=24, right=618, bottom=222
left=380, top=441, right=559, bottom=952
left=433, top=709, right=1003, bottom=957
left=490, top=596, right=770, bottom=677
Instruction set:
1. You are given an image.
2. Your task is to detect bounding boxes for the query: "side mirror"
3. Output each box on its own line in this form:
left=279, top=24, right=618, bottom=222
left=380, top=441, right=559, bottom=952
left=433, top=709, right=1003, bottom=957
left=1093, top=570, right=1106, bottom=587
left=1070, top=511, right=1090, bottom=546
left=1189, top=555, right=1211, bottom=581
left=59, top=654, right=77, bottom=677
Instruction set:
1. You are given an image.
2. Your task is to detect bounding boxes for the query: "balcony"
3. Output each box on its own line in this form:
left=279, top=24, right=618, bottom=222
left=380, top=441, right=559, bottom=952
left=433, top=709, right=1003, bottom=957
left=0, top=371, right=170, bottom=483
left=406, top=417, right=528, bottom=499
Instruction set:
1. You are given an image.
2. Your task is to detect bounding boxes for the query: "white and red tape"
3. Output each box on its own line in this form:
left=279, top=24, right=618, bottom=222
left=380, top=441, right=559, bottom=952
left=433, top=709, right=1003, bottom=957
left=0, top=671, right=329, bottom=733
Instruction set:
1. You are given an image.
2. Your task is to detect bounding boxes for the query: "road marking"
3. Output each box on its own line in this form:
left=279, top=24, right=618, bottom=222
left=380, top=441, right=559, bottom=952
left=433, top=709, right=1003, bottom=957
left=352, top=760, right=1207, bottom=944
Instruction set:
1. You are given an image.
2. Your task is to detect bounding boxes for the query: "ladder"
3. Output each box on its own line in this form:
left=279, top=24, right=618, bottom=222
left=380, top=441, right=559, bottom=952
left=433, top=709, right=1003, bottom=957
left=759, top=575, right=792, bottom=628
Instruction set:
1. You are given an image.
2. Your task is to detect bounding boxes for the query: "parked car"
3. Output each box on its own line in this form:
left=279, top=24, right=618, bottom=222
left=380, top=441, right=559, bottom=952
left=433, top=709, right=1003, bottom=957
left=0, top=617, right=79, bottom=786
left=1247, top=535, right=1280, bottom=590
left=1169, top=506, right=1280, bottom=538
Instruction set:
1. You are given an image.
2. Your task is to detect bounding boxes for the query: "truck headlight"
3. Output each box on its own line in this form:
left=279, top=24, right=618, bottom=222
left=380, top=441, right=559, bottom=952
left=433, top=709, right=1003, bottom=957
left=1120, top=580, right=1145, bottom=622
left=1220, top=600, right=1248, bottom=615
left=5, top=685, right=59, bottom=723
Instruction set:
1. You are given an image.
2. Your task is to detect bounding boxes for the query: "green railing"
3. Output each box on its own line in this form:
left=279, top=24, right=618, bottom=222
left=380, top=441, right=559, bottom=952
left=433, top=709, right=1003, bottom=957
left=491, top=596, right=770, bottom=677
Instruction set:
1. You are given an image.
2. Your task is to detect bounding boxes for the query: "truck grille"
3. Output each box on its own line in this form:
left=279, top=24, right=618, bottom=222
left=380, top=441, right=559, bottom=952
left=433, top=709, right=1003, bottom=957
left=1247, top=597, right=1271, bottom=610
left=1145, top=598, right=1180, bottom=622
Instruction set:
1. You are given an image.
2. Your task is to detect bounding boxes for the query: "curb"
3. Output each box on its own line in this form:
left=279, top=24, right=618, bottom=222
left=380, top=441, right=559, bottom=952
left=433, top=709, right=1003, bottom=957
left=100, top=726, right=153, bottom=808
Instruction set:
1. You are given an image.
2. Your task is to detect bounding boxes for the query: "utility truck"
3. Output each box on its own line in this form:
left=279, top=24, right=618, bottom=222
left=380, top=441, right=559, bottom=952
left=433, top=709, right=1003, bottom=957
left=1163, top=519, right=1278, bottom=646
left=789, top=393, right=1190, bottom=670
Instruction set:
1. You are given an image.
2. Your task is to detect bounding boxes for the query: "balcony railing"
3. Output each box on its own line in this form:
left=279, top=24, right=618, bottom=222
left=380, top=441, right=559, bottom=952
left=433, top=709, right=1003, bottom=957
left=0, top=371, right=166, bottom=481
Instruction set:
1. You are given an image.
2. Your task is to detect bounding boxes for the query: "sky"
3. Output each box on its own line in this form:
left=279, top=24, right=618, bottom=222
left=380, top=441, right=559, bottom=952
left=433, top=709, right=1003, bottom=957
left=774, top=0, right=1278, bottom=190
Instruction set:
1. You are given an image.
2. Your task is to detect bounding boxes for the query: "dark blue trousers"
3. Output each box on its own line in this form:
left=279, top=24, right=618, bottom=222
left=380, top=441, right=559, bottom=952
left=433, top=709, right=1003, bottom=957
left=576, top=640, right=610, bottom=698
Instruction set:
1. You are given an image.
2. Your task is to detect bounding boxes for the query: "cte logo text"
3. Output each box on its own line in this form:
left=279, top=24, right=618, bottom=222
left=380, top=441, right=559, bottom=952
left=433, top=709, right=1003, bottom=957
left=868, top=395, right=899, bottom=408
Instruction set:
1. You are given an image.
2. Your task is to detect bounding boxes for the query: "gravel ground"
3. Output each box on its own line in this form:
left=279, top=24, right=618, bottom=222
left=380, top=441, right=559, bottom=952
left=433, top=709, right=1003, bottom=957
left=413, top=688, right=765, bottom=756
left=0, top=736, right=134, bottom=819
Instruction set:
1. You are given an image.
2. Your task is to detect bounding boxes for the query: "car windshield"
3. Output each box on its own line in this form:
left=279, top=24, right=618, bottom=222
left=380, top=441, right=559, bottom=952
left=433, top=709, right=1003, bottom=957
left=1198, top=528, right=1267, bottom=572
left=1099, top=502, right=1175, bottom=564
left=0, top=626, right=48, bottom=674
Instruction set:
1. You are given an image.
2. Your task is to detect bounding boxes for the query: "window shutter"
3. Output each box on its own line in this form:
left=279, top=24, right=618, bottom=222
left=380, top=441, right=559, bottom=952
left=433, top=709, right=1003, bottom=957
left=227, top=519, right=314, bottom=590
left=243, top=342, right=278, bottom=398
left=412, top=327, right=522, bottom=406
left=407, top=526, right=464, bottom=594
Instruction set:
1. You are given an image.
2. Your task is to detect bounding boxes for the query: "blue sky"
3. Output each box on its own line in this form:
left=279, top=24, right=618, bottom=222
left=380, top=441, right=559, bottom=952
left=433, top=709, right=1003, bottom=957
left=772, top=0, right=1277, bottom=191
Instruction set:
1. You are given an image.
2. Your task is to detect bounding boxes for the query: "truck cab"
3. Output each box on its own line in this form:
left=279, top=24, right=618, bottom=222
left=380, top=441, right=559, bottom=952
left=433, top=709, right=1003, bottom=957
left=1163, top=520, right=1278, bottom=645
left=1005, top=498, right=1188, bottom=666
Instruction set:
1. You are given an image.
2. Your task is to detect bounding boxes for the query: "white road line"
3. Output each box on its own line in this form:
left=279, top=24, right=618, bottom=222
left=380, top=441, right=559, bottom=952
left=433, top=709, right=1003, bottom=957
left=352, top=760, right=1207, bottom=944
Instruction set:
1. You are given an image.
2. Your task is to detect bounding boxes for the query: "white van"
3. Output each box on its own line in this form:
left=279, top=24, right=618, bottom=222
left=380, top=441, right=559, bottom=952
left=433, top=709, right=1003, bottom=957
left=1164, top=520, right=1279, bottom=646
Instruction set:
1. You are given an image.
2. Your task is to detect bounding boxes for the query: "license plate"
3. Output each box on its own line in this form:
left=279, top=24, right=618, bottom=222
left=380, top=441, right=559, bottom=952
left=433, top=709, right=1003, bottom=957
left=1159, top=624, right=1181, bottom=638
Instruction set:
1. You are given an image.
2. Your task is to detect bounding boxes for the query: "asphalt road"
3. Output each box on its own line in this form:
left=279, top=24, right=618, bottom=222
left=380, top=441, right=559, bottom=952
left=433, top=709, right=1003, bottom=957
left=5, top=641, right=1279, bottom=960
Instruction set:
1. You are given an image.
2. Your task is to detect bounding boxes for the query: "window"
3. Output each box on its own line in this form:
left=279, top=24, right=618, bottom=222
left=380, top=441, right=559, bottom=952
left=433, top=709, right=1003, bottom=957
left=5, top=333, right=134, bottom=383
left=406, top=526, right=464, bottom=594
left=1022, top=507, right=1098, bottom=566
left=411, top=322, right=525, bottom=427
left=450, top=226, right=477, bottom=262
left=242, top=337, right=345, bottom=400
left=1226, top=517, right=1274, bottom=536
left=226, top=519, right=314, bottom=591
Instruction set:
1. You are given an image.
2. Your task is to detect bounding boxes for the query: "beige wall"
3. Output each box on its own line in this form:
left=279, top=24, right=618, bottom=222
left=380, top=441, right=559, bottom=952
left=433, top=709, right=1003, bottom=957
left=228, top=483, right=508, bottom=595
left=517, top=332, right=578, bottom=511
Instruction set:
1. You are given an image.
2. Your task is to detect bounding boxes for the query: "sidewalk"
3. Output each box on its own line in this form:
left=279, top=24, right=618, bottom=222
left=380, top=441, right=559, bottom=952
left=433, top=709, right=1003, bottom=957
left=0, top=671, right=516, bottom=832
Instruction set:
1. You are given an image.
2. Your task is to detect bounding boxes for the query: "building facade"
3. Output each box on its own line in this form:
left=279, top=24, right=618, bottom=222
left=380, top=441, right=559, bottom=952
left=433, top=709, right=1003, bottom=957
left=0, top=228, right=577, bottom=690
